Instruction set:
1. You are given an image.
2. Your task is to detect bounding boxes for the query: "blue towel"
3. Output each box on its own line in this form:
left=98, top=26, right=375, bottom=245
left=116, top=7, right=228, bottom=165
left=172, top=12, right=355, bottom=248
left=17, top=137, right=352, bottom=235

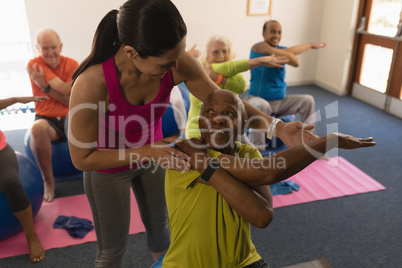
left=269, top=181, right=300, bottom=196
left=150, top=254, right=165, bottom=268
left=53, top=215, right=94, bottom=238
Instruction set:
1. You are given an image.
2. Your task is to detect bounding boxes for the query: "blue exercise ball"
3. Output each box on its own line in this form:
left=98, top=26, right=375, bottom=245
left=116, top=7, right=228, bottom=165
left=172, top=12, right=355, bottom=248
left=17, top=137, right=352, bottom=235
left=178, top=83, right=190, bottom=111
left=162, top=83, right=190, bottom=138
left=0, top=152, right=43, bottom=241
left=24, top=130, right=81, bottom=178
left=162, top=103, right=180, bottom=137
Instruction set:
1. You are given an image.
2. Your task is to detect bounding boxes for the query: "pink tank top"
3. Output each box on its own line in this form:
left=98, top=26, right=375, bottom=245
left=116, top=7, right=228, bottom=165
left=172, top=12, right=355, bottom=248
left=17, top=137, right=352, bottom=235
left=97, top=57, right=173, bottom=173
left=0, top=130, right=6, bottom=151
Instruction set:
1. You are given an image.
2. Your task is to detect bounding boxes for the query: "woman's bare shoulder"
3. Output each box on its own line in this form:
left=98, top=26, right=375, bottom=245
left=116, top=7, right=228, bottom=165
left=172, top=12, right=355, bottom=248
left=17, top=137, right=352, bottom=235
left=71, top=64, right=108, bottom=101
left=78, top=64, right=105, bottom=86
left=174, top=52, right=204, bottom=84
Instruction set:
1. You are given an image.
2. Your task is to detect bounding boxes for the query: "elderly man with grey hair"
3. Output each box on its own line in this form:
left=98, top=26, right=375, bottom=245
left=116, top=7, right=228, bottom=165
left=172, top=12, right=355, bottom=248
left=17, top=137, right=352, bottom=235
left=26, top=28, right=79, bottom=202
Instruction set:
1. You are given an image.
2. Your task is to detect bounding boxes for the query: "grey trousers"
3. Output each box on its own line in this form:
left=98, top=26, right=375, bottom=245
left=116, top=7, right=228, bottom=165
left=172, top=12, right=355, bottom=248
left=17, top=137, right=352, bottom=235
left=0, top=144, right=30, bottom=212
left=84, top=163, right=170, bottom=267
left=245, top=94, right=316, bottom=150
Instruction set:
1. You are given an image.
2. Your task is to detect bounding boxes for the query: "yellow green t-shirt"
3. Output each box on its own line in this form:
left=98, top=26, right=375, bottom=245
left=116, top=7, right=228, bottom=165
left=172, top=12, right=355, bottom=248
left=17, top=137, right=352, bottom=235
left=163, top=142, right=263, bottom=268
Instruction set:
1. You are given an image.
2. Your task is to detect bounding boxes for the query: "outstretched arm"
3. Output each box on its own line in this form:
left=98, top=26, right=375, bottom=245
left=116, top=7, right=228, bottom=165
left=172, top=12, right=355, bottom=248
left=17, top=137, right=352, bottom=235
left=176, top=134, right=375, bottom=188
left=244, top=104, right=317, bottom=146
left=252, top=42, right=299, bottom=67
left=0, top=96, right=48, bottom=110
left=248, top=54, right=289, bottom=69
left=215, top=133, right=375, bottom=187
left=287, top=42, right=327, bottom=55
left=206, top=56, right=289, bottom=94
left=252, top=42, right=327, bottom=66
left=204, top=62, right=247, bottom=94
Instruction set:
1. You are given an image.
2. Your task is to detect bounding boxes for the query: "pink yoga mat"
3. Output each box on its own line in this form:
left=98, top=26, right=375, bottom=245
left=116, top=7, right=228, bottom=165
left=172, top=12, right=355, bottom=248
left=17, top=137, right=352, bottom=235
left=272, top=156, right=385, bottom=208
left=0, top=191, right=145, bottom=259
left=0, top=157, right=385, bottom=259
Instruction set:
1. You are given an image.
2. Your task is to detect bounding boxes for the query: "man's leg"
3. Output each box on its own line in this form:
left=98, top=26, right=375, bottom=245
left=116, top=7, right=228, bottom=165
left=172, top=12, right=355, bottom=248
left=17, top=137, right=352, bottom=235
left=269, top=94, right=316, bottom=132
left=244, top=96, right=273, bottom=150
left=30, top=119, right=60, bottom=202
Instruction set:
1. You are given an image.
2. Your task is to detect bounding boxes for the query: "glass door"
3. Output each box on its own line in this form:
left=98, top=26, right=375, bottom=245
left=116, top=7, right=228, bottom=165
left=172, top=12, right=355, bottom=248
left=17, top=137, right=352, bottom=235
left=351, top=0, right=402, bottom=118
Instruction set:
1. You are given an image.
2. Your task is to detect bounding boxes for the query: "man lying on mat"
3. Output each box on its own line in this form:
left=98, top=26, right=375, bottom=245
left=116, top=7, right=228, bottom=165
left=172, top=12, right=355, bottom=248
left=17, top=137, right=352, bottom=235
left=162, top=90, right=375, bottom=268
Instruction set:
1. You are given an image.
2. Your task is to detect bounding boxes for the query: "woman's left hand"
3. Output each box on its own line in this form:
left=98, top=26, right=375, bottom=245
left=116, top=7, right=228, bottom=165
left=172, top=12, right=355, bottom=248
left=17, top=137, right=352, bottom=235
left=174, top=138, right=210, bottom=170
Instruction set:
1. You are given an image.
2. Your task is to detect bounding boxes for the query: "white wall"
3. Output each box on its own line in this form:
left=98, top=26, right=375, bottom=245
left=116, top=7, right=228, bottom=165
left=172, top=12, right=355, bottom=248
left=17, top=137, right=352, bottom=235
left=24, top=0, right=126, bottom=63
left=315, top=0, right=360, bottom=95
left=173, top=0, right=325, bottom=87
left=269, top=0, right=324, bottom=86
left=23, top=0, right=358, bottom=95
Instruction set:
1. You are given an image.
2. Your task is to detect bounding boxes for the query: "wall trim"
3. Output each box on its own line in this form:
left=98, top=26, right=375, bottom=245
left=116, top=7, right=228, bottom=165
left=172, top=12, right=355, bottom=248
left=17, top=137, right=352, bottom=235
left=389, top=97, right=402, bottom=119
left=314, top=80, right=346, bottom=96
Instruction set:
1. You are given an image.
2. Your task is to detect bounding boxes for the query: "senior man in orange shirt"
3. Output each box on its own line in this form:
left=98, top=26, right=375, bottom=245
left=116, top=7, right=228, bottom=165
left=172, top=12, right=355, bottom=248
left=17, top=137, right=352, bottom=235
left=27, top=28, right=78, bottom=202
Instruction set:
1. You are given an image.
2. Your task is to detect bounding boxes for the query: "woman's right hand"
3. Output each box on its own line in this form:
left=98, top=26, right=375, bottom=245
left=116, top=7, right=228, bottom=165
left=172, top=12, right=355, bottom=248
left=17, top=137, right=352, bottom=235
left=142, top=137, right=192, bottom=171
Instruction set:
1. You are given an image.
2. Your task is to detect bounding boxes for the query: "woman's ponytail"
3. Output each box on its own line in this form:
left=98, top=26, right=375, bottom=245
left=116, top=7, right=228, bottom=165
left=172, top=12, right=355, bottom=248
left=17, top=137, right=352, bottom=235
left=73, top=0, right=187, bottom=81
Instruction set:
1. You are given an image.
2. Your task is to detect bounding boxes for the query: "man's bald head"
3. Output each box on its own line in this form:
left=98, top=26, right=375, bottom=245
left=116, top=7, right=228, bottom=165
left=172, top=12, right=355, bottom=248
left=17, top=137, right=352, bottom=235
left=202, top=90, right=247, bottom=122
left=36, top=28, right=61, bottom=46
left=263, top=20, right=280, bottom=32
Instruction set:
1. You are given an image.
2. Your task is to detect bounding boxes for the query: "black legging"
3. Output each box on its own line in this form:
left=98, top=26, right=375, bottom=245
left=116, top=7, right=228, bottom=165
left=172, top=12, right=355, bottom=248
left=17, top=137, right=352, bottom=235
left=0, top=144, right=30, bottom=212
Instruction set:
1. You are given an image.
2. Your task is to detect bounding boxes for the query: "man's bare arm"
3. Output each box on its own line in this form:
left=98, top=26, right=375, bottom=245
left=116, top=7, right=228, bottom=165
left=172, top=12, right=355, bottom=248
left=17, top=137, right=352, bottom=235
left=47, top=78, right=73, bottom=96
left=252, top=42, right=299, bottom=67
left=287, top=42, right=327, bottom=55
left=45, top=89, right=70, bottom=106
left=27, top=63, right=72, bottom=96
left=216, top=133, right=375, bottom=187
left=0, top=96, right=48, bottom=110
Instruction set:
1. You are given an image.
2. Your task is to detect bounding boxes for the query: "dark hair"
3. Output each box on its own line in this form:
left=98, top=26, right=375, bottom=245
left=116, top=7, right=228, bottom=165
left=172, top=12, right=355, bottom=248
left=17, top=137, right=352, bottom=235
left=72, top=0, right=187, bottom=80
left=263, top=20, right=279, bottom=32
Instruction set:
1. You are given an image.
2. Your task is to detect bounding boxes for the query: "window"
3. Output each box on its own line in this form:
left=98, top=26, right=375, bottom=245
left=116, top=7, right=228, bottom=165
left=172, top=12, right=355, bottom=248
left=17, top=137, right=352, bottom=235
left=359, top=44, right=393, bottom=93
left=367, top=0, right=402, bottom=37
left=0, top=0, right=33, bottom=100
left=0, top=0, right=35, bottom=130
left=351, top=0, right=402, bottom=103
